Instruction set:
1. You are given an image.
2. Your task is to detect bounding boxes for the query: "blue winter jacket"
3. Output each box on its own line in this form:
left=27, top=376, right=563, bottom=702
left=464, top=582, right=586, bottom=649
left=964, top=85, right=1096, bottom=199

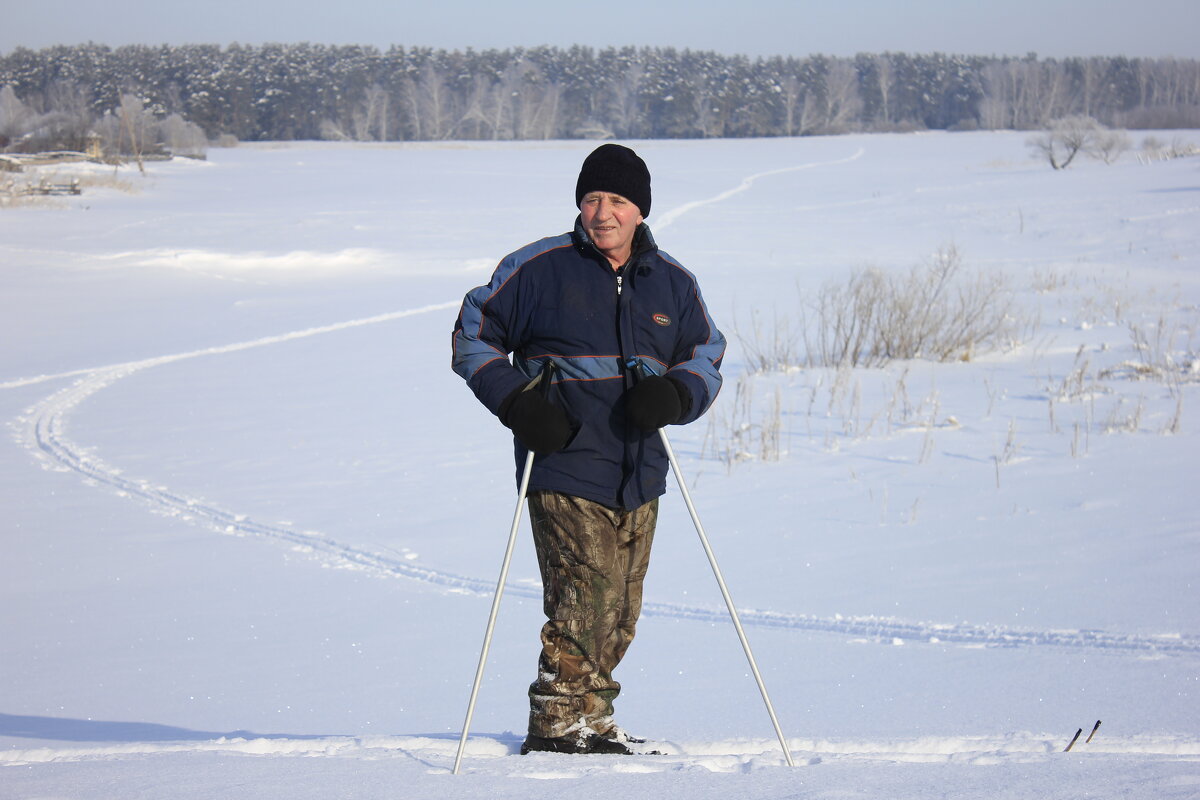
left=452, top=218, right=725, bottom=510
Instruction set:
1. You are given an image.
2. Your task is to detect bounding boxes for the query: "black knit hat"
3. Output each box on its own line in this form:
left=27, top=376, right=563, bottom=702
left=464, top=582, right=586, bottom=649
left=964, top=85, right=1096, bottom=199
left=575, top=144, right=652, bottom=218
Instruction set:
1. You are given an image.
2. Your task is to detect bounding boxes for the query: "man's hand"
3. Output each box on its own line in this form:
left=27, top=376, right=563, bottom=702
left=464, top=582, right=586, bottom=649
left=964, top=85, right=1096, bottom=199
left=501, top=388, right=573, bottom=455
left=625, top=375, right=691, bottom=431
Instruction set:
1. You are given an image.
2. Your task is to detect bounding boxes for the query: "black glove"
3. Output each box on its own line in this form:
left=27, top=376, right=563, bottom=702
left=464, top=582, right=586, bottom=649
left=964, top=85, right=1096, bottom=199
left=500, top=386, right=573, bottom=455
left=625, top=375, right=691, bottom=432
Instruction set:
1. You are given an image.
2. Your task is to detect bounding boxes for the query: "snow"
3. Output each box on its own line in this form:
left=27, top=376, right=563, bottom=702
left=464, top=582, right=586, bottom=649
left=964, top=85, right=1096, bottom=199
left=2, top=132, right=1199, bottom=798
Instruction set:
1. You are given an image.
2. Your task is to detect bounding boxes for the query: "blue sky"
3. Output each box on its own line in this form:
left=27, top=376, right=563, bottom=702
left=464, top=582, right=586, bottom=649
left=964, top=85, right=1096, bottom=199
left=3, top=0, right=1197, bottom=58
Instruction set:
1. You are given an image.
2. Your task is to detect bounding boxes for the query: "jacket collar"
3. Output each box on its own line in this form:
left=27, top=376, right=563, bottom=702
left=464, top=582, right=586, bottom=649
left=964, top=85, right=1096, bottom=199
left=572, top=216, right=658, bottom=270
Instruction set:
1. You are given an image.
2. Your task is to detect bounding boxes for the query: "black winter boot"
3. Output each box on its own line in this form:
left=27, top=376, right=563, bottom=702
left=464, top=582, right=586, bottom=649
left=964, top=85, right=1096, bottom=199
left=520, top=733, right=634, bottom=755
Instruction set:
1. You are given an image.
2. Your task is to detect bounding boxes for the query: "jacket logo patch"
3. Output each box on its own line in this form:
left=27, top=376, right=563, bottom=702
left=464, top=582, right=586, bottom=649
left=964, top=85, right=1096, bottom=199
left=652, top=313, right=672, bottom=327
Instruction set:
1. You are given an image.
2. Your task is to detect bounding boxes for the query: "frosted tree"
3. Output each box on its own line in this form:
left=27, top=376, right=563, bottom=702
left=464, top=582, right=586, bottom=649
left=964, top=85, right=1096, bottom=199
left=0, top=84, right=30, bottom=146
left=1087, top=127, right=1132, bottom=164
left=159, top=113, right=207, bottom=157
left=118, top=94, right=150, bottom=172
left=822, top=59, right=863, bottom=132
left=875, top=54, right=895, bottom=126
left=1028, top=115, right=1103, bottom=169
left=2, top=44, right=1199, bottom=143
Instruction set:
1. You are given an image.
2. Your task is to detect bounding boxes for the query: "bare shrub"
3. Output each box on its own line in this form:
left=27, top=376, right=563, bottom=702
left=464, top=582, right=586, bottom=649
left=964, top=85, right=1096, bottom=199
left=1028, top=116, right=1130, bottom=169
left=701, top=374, right=785, bottom=471
left=1141, top=135, right=1165, bottom=159
left=1165, top=137, right=1199, bottom=158
left=1031, top=267, right=1074, bottom=293
left=804, top=245, right=1016, bottom=368
left=1102, top=395, right=1146, bottom=434
left=732, top=307, right=802, bottom=374
left=159, top=113, right=208, bottom=158
left=1088, top=128, right=1131, bottom=164
left=1139, top=135, right=1199, bottom=163
left=1042, top=308, right=1194, bottom=446
left=1027, top=115, right=1102, bottom=169
left=1098, top=313, right=1200, bottom=385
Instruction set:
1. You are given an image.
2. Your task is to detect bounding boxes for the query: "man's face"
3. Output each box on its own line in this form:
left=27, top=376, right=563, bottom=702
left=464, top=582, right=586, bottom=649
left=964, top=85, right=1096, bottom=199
left=579, top=191, right=643, bottom=267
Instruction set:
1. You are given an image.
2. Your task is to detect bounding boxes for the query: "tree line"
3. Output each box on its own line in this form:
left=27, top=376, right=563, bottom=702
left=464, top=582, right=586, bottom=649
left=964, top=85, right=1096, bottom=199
left=1, top=42, right=1197, bottom=149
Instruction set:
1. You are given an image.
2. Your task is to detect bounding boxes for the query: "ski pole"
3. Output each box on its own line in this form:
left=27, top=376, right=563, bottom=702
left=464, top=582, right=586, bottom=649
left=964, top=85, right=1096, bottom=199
left=657, top=426, right=796, bottom=767
left=451, top=447, right=533, bottom=774
left=452, top=365, right=553, bottom=775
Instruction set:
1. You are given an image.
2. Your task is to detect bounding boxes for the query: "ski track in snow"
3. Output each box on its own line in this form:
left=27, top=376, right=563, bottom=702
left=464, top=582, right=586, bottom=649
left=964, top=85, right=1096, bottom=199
left=652, top=148, right=865, bottom=233
left=11, top=302, right=1200, bottom=659
left=6, top=149, right=1199, bottom=660
left=3, top=730, right=1198, bottom=771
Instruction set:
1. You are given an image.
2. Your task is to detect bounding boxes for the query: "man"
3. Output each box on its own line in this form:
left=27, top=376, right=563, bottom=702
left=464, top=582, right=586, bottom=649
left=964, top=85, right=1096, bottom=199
left=451, top=144, right=725, bottom=755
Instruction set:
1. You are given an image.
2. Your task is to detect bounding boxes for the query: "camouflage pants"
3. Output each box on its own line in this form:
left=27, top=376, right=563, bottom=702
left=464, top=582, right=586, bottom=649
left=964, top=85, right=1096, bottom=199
left=526, top=490, right=658, bottom=740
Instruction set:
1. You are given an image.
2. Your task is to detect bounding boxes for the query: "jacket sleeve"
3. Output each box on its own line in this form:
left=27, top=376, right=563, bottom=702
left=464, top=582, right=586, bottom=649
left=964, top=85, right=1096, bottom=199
left=451, top=252, right=532, bottom=417
left=665, top=274, right=726, bottom=425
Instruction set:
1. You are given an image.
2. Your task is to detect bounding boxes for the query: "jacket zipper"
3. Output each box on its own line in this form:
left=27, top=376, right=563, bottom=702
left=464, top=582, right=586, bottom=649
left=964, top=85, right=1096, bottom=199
left=614, top=265, right=637, bottom=508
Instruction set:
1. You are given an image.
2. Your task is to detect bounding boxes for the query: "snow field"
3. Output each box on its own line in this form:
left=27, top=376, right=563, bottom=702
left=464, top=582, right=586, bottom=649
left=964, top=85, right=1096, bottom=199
left=1, top=132, right=1198, bottom=798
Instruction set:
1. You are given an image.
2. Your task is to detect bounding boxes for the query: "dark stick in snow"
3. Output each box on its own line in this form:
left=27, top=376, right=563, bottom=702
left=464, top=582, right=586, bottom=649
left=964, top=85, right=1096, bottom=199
left=1064, top=728, right=1083, bottom=752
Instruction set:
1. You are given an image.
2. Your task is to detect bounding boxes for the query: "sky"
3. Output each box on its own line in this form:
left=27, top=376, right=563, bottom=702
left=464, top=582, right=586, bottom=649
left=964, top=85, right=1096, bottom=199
left=2, top=0, right=1197, bottom=59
